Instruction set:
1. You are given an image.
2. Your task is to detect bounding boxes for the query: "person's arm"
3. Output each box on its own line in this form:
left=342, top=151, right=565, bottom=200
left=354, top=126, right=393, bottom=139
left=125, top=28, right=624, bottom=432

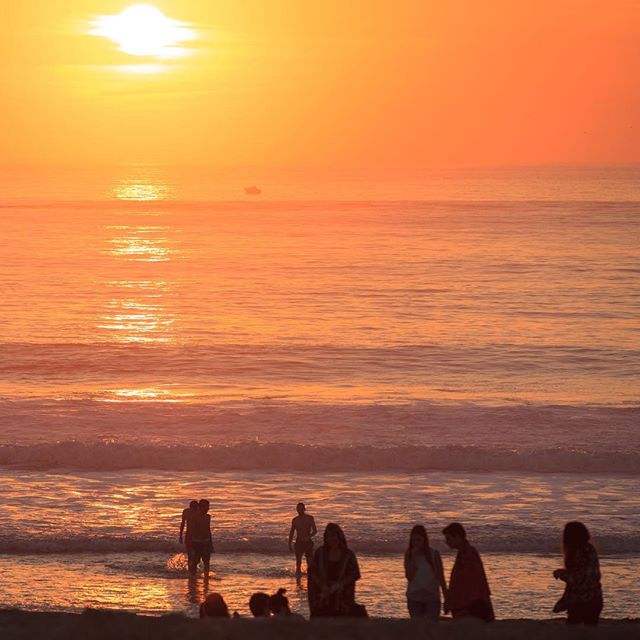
left=435, top=551, right=449, bottom=609
left=562, top=549, right=597, bottom=586
left=288, top=519, right=296, bottom=551
left=404, top=553, right=416, bottom=581
left=179, top=511, right=187, bottom=543
left=337, top=550, right=361, bottom=590
left=310, top=516, right=318, bottom=538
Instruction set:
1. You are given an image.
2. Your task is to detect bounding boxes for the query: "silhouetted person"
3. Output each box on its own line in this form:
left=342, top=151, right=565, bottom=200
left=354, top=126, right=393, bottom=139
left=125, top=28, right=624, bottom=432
left=442, top=522, right=494, bottom=621
left=308, top=523, right=362, bottom=617
left=288, top=502, right=317, bottom=576
left=200, top=592, right=230, bottom=618
left=190, top=499, right=213, bottom=575
left=249, top=592, right=271, bottom=617
left=405, top=525, right=448, bottom=620
left=268, top=588, right=303, bottom=618
left=180, top=500, right=199, bottom=568
left=553, top=521, right=603, bottom=625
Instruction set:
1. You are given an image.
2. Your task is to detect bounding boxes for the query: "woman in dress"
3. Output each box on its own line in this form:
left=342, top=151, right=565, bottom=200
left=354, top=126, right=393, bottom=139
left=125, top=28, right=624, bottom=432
left=405, top=525, right=448, bottom=620
left=308, top=523, right=362, bottom=617
left=553, top=521, right=603, bottom=625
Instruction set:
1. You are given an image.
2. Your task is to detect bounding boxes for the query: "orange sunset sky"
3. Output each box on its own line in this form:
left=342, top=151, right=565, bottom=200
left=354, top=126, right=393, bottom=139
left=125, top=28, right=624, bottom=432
left=1, top=1, right=639, bottom=169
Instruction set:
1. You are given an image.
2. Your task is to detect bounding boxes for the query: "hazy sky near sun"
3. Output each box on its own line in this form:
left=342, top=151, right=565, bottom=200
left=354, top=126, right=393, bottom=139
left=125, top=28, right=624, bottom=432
left=1, top=1, right=639, bottom=168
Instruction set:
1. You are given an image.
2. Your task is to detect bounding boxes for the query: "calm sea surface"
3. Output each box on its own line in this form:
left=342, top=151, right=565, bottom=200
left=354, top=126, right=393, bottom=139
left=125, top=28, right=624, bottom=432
left=0, top=166, right=638, bottom=617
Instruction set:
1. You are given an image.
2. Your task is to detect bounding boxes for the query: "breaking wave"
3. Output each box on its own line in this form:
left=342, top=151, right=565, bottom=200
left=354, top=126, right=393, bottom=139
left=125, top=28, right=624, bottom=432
left=1, top=530, right=639, bottom=555
left=0, top=441, right=637, bottom=474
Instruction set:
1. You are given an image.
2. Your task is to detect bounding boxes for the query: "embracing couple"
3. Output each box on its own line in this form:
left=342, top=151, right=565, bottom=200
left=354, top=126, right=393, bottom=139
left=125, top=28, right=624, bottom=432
left=180, top=499, right=213, bottom=574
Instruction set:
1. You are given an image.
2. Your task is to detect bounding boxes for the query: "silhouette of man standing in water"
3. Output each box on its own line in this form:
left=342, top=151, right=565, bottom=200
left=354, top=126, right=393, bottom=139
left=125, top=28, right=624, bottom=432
left=179, top=500, right=199, bottom=568
left=190, top=499, right=213, bottom=575
left=288, top=502, right=317, bottom=575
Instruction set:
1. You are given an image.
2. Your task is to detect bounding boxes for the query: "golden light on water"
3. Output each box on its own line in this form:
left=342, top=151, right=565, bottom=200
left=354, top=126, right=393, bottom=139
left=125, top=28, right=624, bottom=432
left=107, top=227, right=175, bottom=262
left=103, top=388, right=185, bottom=402
left=98, top=298, right=175, bottom=343
left=99, top=184, right=180, bottom=346
left=114, top=181, right=170, bottom=201
left=89, top=4, right=195, bottom=59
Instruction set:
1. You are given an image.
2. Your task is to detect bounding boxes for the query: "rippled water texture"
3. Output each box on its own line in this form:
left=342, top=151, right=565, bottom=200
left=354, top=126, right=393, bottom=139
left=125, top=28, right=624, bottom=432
left=0, top=166, right=638, bottom=617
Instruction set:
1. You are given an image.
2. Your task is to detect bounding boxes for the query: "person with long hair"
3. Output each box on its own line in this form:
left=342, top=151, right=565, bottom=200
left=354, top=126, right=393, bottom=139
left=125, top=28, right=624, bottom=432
left=307, top=523, right=363, bottom=617
left=199, top=592, right=230, bottom=618
left=553, top=521, right=603, bottom=625
left=404, top=525, right=448, bottom=620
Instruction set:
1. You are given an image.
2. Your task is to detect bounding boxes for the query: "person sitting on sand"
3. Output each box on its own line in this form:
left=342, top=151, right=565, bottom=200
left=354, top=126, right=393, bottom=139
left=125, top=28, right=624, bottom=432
left=442, top=522, right=494, bottom=621
left=553, top=521, right=603, bottom=625
left=288, top=502, right=317, bottom=576
left=190, top=499, right=213, bottom=575
left=405, top=524, right=448, bottom=620
left=249, top=592, right=271, bottom=617
left=179, top=500, right=199, bottom=568
left=308, top=523, right=363, bottom=617
left=268, top=588, right=304, bottom=619
left=200, top=592, right=230, bottom=618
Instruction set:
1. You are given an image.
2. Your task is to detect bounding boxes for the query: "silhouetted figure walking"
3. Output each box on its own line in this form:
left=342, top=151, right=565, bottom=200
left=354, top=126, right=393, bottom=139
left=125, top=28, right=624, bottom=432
left=179, top=500, right=199, bottom=569
left=308, top=523, right=363, bottom=617
left=190, top=498, right=213, bottom=575
left=442, top=522, right=494, bottom=621
left=553, top=521, right=603, bottom=625
left=288, top=502, right=317, bottom=576
left=405, top=525, right=448, bottom=620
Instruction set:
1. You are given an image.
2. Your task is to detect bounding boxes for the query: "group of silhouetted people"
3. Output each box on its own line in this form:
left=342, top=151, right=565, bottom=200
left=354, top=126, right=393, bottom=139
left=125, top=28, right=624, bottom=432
left=199, top=587, right=302, bottom=619
left=181, top=500, right=603, bottom=626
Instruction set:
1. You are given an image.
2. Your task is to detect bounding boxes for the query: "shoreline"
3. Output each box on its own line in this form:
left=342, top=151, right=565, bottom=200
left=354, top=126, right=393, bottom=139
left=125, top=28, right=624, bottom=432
left=2, top=609, right=640, bottom=640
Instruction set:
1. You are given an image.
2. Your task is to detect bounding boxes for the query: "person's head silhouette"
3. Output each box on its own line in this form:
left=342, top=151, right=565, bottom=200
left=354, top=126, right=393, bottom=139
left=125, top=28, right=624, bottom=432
left=249, top=592, right=271, bottom=617
left=442, top=522, right=466, bottom=549
left=199, top=593, right=229, bottom=618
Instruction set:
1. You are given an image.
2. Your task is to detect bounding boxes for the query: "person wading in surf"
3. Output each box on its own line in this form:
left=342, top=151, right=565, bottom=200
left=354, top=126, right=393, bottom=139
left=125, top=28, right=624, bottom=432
left=179, top=500, right=199, bottom=569
left=190, top=499, right=214, bottom=575
left=288, top=502, right=318, bottom=576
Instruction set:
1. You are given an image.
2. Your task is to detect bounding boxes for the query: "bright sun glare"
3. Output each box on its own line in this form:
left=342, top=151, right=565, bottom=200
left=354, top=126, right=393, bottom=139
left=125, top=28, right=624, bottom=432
left=89, top=4, right=195, bottom=58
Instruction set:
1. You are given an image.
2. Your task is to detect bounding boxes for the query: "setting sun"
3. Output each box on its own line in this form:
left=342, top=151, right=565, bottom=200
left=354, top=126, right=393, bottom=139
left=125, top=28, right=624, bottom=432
left=89, top=4, right=195, bottom=58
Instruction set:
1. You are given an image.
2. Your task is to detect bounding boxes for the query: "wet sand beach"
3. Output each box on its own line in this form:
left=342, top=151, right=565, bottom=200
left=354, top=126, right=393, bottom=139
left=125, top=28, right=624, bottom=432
left=2, top=609, right=640, bottom=640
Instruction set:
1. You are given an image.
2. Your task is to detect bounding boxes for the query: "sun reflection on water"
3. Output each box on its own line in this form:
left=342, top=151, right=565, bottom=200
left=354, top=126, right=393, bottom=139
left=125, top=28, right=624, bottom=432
left=98, top=298, right=175, bottom=343
left=107, top=231, right=175, bottom=262
left=114, top=181, right=171, bottom=201
left=100, top=388, right=191, bottom=403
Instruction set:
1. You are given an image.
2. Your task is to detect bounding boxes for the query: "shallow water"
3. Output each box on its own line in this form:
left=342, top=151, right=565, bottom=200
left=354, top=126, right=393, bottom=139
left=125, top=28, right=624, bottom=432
left=1, top=552, right=638, bottom=619
left=0, top=470, right=638, bottom=555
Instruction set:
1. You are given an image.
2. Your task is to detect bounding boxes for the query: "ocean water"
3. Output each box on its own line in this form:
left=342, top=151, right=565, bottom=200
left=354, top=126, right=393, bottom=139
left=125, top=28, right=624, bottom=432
left=0, top=166, right=639, bottom=618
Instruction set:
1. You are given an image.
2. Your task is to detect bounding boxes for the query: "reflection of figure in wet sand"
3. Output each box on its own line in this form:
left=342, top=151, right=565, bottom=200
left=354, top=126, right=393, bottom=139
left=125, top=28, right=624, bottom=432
left=288, top=502, right=317, bottom=576
left=190, top=499, right=213, bottom=575
left=179, top=500, right=199, bottom=569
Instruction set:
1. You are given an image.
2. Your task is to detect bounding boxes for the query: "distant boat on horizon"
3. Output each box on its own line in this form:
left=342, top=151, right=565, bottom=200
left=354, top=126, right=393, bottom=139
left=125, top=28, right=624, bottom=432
left=244, top=185, right=262, bottom=195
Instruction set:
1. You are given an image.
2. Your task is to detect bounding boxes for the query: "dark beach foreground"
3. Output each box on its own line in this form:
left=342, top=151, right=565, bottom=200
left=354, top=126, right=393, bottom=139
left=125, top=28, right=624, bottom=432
left=2, top=609, right=639, bottom=640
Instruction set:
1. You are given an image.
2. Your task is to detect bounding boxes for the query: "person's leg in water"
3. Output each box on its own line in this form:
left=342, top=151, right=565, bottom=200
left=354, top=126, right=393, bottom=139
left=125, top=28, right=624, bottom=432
left=294, top=540, right=304, bottom=576
left=201, top=543, right=212, bottom=577
left=293, top=539, right=313, bottom=575
left=190, top=543, right=203, bottom=574
left=303, top=541, right=314, bottom=574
